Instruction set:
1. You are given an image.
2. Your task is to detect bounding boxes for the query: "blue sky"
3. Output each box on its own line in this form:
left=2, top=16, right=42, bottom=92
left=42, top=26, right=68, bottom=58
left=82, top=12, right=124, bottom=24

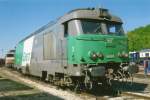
left=0, top=0, right=150, bottom=57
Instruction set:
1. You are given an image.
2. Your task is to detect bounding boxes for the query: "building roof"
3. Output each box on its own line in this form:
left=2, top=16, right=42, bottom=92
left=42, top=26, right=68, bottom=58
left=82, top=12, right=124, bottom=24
left=140, top=49, right=150, bottom=52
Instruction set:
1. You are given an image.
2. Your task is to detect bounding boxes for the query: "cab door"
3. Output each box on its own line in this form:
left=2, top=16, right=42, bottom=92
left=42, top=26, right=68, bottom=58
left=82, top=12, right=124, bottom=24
left=60, top=23, right=68, bottom=74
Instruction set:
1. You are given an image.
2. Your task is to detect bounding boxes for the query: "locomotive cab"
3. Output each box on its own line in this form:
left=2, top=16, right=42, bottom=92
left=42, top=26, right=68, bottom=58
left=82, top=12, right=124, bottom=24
left=63, top=8, right=129, bottom=89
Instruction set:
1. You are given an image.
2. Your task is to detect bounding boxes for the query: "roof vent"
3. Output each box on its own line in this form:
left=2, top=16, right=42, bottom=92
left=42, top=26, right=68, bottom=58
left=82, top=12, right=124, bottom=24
left=96, top=8, right=111, bottom=19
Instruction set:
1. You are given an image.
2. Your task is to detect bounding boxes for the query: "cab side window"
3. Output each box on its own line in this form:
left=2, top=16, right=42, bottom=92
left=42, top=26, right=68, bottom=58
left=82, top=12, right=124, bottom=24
left=64, top=23, right=68, bottom=37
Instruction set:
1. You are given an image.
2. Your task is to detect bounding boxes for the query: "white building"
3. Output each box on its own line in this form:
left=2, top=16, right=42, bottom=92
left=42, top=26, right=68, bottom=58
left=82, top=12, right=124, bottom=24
left=139, top=49, right=150, bottom=58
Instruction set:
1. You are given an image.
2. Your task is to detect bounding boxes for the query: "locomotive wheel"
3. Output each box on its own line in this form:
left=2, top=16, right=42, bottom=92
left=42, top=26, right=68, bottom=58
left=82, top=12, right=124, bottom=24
left=101, top=78, right=113, bottom=95
left=48, top=75, right=54, bottom=83
left=85, top=81, right=93, bottom=90
left=41, top=71, right=47, bottom=81
left=74, top=81, right=81, bottom=93
left=84, top=75, right=93, bottom=90
left=125, top=72, right=133, bottom=85
left=117, top=71, right=124, bottom=82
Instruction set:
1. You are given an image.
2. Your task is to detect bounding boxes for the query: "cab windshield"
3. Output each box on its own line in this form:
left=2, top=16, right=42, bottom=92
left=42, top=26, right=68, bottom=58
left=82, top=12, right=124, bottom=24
left=81, top=20, right=102, bottom=34
left=107, top=23, right=124, bottom=35
left=80, top=20, right=124, bottom=35
left=6, top=54, right=14, bottom=57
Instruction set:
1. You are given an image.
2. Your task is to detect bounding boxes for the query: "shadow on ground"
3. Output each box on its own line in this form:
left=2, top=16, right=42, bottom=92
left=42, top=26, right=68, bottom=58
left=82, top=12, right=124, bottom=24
left=86, top=80, right=148, bottom=97
left=0, top=92, right=64, bottom=100
left=113, top=80, right=148, bottom=92
left=0, top=79, right=32, bottom=92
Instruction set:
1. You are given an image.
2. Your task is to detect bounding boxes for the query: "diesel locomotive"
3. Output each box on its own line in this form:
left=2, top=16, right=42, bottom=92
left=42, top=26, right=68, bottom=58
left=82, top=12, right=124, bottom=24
left=14, top=8, right=132, bottom=90
left=5, top=50, right=15, bottom=68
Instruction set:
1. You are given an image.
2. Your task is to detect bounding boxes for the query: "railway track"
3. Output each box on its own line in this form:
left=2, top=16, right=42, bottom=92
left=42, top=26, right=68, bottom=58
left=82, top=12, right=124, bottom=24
left=0, top=67, right=99, bottom=100
left=122, top=92, right=150, bottom=100
left=134, top=73, right=150, bottom=79
left=0, top=67, right=117, bottom=99
left=5, top=68, right=121, bottom=99
left=120, top=73, right=150, bottom=100
left=0, top=67, right=150, bottom=100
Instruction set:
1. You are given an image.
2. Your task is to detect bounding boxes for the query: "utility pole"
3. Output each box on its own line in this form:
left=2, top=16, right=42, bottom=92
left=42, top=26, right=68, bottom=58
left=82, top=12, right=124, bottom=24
left=2, top=49, right=4, bottom=58
left=0, top=49, right=4, bottom=58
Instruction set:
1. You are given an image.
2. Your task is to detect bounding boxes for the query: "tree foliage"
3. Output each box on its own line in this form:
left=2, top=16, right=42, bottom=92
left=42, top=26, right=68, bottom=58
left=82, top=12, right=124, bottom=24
left=127, top=25, right=150, bottom=51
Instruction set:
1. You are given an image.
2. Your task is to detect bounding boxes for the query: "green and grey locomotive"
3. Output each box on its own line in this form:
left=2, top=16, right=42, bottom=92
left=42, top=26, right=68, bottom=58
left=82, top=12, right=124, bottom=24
left=14, top=8, right=132, bottom=90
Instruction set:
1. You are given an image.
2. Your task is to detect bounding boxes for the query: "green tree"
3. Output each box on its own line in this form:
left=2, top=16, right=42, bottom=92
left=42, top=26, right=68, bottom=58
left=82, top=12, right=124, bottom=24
left=127, top=25, right=150, bottom=51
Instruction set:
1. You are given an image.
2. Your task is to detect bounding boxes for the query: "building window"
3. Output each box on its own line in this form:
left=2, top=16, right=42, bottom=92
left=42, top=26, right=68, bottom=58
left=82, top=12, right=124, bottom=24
left=145, top=53, right=149, bottom=57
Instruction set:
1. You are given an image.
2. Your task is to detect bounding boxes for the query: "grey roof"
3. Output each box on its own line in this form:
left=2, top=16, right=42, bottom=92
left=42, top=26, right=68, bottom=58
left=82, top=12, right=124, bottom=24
left=59, top=8, right=123, bottom=23
left=18, top=8, right=123, bottom=43
left=19, top=21, right=56, bottom=43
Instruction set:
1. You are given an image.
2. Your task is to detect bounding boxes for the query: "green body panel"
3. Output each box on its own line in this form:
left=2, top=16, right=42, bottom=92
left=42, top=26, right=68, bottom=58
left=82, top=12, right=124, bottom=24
left=15, top=42, right=24, bottom=65
left=67, top=34, right=128, bottom=64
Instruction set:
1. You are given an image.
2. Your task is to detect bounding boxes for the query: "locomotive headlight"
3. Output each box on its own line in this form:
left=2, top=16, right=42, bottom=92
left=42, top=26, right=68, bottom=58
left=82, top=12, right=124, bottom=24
left=123, top=53, right=129, bottom=58
left=122, top=51, right=128, bottom=58
left=90, top=52, right=98, bottom=60
left=97, top=53, right=103, bottom=58
left=118, top=52, right=128, bottom=58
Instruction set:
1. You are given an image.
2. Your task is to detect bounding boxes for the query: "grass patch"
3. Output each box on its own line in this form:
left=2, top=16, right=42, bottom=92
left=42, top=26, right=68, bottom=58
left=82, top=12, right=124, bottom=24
left=0, top=92, right=64, bottom=100
left=0, top=79, right=32, bottom=92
